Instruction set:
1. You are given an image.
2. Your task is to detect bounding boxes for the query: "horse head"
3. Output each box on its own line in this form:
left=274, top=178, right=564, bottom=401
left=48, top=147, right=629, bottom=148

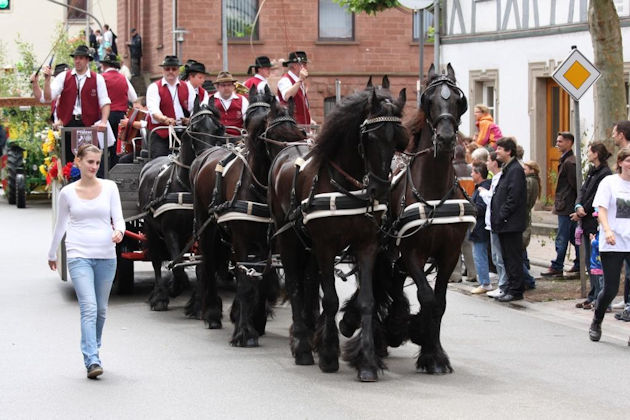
left=361, top=86, right=407, bottom=201
left=245, top=84, right=275, bottom=139
left=258, top=98, right=306, bottom=159
left=186, top=97, right=225, bottom=156
left=420, top=63, right=468, bottom=153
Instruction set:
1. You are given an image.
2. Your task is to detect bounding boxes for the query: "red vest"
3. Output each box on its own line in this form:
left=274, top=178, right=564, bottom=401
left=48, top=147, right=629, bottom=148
left=56, top=70, right=100, bottom=126
left=146, top=80, right=190, bottom=139
left=243, top=76, right=263, bottom=94
left=278, top=73, right=310, bottom=125
left=102, top=70, right=129, bottom=112
left=197, top=86, right=207, bottom=103
left=214, top=94, right=244, bottom=136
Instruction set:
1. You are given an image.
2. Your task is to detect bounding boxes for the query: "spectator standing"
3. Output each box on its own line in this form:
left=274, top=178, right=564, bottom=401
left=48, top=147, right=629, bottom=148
left=127, top=28, right=142, bottom=77
left=571, top=142, right=612, bottom=309
left=470, top=163, right=494, bottom=294
left=471, top=147, right=489, bottom=166
left=542, top=132, right=579, bottom=276
left=523, top=160, right=542, bottom=289
left=277, top=51, right=314, bottom=125
left=481, top=152, right=508, bottom=297
left=473, top=104, right=502, bottom=150
left=589, top=148, right=630, bottom=341
left=491, top=137, right=527, bottom=302
left=47, top=144, right=125, bottom=379
left=450, top=145, right=476, bottom=283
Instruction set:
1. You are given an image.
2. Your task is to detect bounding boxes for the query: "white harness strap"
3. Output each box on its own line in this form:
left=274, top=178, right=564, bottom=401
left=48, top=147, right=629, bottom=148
left=301, top=190, right=387, bottom=224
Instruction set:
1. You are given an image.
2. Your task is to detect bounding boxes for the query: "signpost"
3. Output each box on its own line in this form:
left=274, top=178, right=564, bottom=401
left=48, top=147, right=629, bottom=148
left=399, top=0, right=433, bottom=108
left=552, top=46, right=601, bottom=297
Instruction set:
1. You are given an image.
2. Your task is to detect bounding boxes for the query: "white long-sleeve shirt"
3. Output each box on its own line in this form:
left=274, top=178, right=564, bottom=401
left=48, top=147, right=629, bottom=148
left=48, top=180, right=125, bottom=261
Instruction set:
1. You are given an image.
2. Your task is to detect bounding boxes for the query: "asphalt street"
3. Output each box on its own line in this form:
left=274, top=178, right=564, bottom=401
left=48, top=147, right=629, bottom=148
left=1, top=199, right=629, bottom=419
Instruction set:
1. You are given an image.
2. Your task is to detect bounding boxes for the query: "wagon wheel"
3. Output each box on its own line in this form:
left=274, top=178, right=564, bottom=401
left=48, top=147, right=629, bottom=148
left=16, top=173, right=26, bottom=208
left=6, top=145, right=23, bottom=205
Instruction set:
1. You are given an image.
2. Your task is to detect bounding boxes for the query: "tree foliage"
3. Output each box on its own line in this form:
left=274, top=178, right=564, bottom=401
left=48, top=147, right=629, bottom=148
left=333, top=0, right=399, bottom=15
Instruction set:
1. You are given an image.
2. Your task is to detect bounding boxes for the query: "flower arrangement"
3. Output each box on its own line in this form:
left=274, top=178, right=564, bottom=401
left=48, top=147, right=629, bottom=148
left=38, top=128, right=80, bottom=185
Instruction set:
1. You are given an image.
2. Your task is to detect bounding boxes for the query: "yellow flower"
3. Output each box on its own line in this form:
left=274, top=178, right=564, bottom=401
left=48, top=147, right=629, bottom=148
left=45, top=157, right=51, bottom=166
left=39, top=164, right=48, bottom=177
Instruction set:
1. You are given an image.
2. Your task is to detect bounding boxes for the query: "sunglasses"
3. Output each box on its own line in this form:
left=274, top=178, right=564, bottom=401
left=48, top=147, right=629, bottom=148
left=164, top=67, right=179, bottom=72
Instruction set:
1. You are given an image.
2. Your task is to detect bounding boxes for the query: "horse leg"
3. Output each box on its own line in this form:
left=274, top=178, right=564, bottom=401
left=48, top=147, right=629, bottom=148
left=342, top=244, right=383, bottom=382
left=229, top=243, right=261, bottom=347
left=280, top=234, right=314, bottom=366
left=313, top=247, right=340, bottom=374
left=184, top=264, right=203, bottom=319
left=383, top=258, right=410, bottom=348
left=199, top=226, right=223, bottom=329
left=406, top=249, right=455, bottom=374
left=166, top=230, right=190, bottom=298
left=252, top=267, right=279, bottom=337
left=146, top=224, right=170, bottom=311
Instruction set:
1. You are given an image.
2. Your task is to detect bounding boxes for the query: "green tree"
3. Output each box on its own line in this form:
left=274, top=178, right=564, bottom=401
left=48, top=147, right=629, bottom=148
left=334, top=0, right=399, bottom=14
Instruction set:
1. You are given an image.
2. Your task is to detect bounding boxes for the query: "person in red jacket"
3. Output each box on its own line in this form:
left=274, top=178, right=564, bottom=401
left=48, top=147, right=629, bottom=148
left=145, top=55, right=195, bottom=157
left=100, top=52, right=137, bottom=167
left=212, top=71, right=249, bottom=137
left=44, top=45, right=111, bottom=163
left=277, top=51, right=315, bottom=126
left=244, top=56, right=272, bottom=95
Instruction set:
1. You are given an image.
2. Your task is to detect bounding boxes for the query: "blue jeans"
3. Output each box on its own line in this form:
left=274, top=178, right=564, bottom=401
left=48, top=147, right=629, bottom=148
left=551, top=215, right=579, bottom=271
left=523, top=250, right=535, bottom=288
left=490, top=232, right=507, bottom=290
left=472, top=240, right=490, bottom=286
left=67, top=258, right=116, bottom=368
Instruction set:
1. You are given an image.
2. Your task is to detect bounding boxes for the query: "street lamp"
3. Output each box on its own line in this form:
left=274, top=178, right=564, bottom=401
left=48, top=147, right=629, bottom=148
left=173, top=28, right=188, bottom=61
left=399, top=0, right=434, bottom=108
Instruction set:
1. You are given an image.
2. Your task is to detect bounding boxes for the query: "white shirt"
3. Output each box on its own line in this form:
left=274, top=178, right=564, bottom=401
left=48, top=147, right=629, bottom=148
left=187, top=80, right=210, bottom=106
left=481, top=171, right=502, bottom=231
left=103, top=68, right=138, bottom=103
left=49, top=69, right=111, bottom=116
left=48, top=179, right=125, bottom=261
left=103, top=29, right=113, bottom=47
left=277, top=70, right=304, bottom=101
left=212, top=91, right=249, bottom=121
left=593, top=174, right=630, bottom=252
left=146, top=77, right=195, bottom=124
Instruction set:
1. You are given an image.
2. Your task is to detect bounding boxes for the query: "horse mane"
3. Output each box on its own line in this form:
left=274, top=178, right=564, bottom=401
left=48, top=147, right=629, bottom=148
left=403, top=109, right=428, bottom=153
left=312, top=89, right=394, bottom=160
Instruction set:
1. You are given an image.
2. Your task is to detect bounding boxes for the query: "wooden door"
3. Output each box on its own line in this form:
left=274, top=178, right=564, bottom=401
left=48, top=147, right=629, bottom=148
left=546, top=79, right=571, bottom=200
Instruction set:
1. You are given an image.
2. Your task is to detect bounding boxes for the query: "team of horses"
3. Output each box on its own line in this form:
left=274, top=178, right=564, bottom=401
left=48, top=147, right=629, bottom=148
left=134, top=64, right=473, bottom=381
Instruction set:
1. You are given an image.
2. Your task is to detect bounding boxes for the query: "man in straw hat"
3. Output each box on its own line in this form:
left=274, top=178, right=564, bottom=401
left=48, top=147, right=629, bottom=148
left=277, top=51, right=314, bottom=125
left=213, top=71, right=249, bottom=136
left=43, top=45, right=112, bottom=163
left=182, top=59, right=211, bottom=106
left=101, top=52, right=138, bottom=166
left=244, top=55, right=273, bottom=94
left=145, top=55, right=195, bottom=157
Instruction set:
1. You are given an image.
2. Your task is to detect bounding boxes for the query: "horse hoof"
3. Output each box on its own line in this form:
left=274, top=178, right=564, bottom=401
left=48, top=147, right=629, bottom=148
left=295, top=352, right=314, bottom=366
left=151, top=301, right=169, bottom=311
left=358, top=368, right=378, bottom=382
left=318, top=357, right=339, bottom=373
left=206, top=320, right=222, bottom=329
left=245, top=337, right=259, bottom=348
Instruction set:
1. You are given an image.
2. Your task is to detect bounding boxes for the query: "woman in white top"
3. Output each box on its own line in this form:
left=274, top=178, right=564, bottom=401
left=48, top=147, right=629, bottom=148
left=48, top=144, right=125, bottom=378
left=589, top=148, right=630, bottom=342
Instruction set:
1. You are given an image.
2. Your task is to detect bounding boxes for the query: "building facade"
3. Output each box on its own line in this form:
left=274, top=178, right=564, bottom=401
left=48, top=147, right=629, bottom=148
left=117, top=0, right=436, bottom=120
left=440, top=0, right=630, bottom=201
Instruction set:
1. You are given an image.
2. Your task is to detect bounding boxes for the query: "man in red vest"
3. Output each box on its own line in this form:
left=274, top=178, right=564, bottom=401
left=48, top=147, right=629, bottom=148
left=101, top=52, right=137, bottom=166
left=244, top=56, right=272, bottom=94
left=182, top=60, right=210, bottom=106
left=44, top=45, right=111, bottom=163
left=213, top=71, right=249, bottom=137
left=31, top=63, right=69, bottom=124
left=277, top=51, right=315, bottom=126
left=145, top=55, right=195, bottom=157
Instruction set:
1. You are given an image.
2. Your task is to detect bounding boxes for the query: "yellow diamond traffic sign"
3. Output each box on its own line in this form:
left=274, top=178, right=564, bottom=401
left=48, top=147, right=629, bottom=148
left=552, top=48, right=600, bottom=101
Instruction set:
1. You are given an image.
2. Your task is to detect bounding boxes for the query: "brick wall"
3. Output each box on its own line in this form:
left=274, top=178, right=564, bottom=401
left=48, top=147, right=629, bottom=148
left=118, top=0, right=436, bottom=121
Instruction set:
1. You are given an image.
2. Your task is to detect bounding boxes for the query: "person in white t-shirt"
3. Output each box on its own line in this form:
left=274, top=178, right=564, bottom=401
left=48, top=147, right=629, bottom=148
left=47, top=144, right=125, bottom=378
left=589, top=148, right=630, bottom=342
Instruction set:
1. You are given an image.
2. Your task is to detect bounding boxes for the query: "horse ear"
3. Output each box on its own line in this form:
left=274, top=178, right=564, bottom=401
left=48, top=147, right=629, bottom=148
left=397, top=88, right=407, bottom=108
left=366, top=75, right=373, bottom=89
left=193, top=95, right=200, bottom=113
left=264, top=84, right=272, bottom=99
left=249, top=84, right=257, bottom=99
left=270, top=97, right=278, bottom=116
left=287, top=97, right=296, bottom=117
left=447, top=63, right=456, bottom=82
left=368, top=88, right=379, bottom=113
left=427, top=64, right=436, bottom=81
left=382, top=75, right=390, bottom=90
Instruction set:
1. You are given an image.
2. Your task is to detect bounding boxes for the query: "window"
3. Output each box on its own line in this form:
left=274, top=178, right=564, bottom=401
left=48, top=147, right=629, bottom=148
left=67, top=0, right=87, bottom=21
left=469, top=69, right=499, bottom=135
left=225, top=0, right=259, bottom=40
left=319, top=0, right=354, bottom=40
left=412, top=9, right=434, bottom=42
left=483, top=83, right=496, bottom=118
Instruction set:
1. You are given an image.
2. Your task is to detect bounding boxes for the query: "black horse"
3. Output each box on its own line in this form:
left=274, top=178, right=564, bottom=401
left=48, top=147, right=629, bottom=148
left=268, top=81, right=407, bottom=381
left=137, top=100, right=225, bottom=311
left=190, top=90, right=306, bottom=346
left=342, top=64, right=473, bottom=375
